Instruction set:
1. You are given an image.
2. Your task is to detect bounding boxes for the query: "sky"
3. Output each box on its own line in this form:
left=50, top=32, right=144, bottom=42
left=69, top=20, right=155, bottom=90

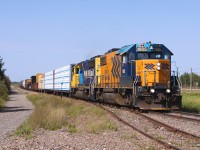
left=0, top=0, right=200, bottom=81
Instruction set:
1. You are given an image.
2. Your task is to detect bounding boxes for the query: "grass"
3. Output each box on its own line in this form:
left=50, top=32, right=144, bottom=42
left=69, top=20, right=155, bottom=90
left=15, top=93, right=118, bottom=138
left=121, top=133, right=137, bottom=140
left=144, top=127, right=149, bottom=132
left=142, top=146, right=157, bottom=150
left=68, top=124, right=77, bottom=133
left=182, top=92, right=200, bottom=113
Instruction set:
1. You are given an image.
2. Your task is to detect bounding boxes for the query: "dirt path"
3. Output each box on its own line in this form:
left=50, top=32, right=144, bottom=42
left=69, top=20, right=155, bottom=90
left=0, top=87, right=34, bottom=142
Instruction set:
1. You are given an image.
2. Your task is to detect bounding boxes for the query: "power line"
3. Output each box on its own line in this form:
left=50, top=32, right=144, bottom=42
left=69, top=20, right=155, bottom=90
left=179, top=68, right=200, bottom=73
left=192, top=68, right=200, bottom=71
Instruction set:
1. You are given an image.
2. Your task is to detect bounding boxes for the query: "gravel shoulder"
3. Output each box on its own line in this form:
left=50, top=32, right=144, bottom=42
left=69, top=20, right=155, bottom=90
left=0, top=87, right=34, bottom=144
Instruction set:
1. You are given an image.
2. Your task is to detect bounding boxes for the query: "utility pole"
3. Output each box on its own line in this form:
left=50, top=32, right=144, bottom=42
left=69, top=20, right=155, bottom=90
left=190, top=68, right=192, bottom=94
left=177, top=67, right=179, bottom=77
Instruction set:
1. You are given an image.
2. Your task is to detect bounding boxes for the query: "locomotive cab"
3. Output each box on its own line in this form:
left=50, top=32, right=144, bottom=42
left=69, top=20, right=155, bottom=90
left=133, top=43, right=182, bottom=110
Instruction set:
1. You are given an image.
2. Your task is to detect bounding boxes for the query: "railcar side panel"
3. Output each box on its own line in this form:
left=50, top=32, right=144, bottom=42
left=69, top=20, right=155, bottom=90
left=44, top=70, right=54, bottom=90
left=54, top=65, right=71, bottom=91
left=38, top=74, right=44, bottom=90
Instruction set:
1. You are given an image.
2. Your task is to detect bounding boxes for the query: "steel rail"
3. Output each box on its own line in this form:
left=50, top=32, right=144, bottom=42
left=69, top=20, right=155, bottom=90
left=172, top=111, right=200, bottom=117
left=94, top=104, right=181, bottom=150
left=136, top=112, right=200, bottom=140
left=162, top=113, right=200, bottom=123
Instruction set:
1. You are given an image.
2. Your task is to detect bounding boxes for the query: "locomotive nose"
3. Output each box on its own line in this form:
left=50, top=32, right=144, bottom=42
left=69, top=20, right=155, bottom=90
left=137, top=59, right=170, bottom=87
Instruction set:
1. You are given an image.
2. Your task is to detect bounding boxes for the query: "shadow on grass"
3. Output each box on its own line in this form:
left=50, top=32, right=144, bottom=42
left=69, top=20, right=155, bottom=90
left=181, top=107, right=199, bottom=114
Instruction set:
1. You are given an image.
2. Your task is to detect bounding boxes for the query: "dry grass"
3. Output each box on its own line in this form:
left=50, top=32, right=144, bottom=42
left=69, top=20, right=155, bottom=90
left=16, top=93, right=117, bottom=138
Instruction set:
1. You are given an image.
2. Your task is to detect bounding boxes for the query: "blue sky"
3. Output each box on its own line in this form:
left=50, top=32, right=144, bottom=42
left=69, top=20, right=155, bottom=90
left=0, top=0, right=200, bottom=81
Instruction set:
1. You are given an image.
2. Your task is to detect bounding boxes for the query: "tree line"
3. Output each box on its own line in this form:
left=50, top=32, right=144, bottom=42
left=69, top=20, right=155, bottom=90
left=180, top=72, right=200, bottom=88
left=0, top=56, right=11, bottom=107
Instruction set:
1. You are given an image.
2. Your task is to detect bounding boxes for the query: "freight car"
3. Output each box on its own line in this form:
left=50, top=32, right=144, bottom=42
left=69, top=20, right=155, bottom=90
left=21, top=42, right=182, bottom=110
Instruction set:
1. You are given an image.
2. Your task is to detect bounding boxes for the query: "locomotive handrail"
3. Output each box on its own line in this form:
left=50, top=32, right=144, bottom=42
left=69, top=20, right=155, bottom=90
left=176, top=75, right=182, bottom=93
left=133, top=76, right=139, bottom=94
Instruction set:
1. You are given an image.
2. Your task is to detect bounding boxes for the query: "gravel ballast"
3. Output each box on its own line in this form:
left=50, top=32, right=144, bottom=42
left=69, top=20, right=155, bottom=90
left=103, top=105, right=200, bottom=150
left=144, top=112, right=200, bottom=137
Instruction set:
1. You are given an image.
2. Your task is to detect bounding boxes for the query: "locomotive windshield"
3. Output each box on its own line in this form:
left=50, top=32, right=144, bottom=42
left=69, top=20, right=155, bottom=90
left=138, top=53, right=148, bottom=59
left=149, top=53, right=161, bottom=59
left=138, top=52, right=162, bottom=59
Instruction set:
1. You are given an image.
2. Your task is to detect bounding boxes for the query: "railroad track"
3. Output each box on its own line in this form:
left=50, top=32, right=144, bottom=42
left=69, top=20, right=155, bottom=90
left=172, top=111, right=200, bottom=117
left=154, top=112, right=200, bottom=124
left=94, top=104, right=181, bottom=150
left=92, top=102, right=200, bottom=149
left=136, top=112, right=200, bottom=140
left=101, top=104, right=200, bottom=140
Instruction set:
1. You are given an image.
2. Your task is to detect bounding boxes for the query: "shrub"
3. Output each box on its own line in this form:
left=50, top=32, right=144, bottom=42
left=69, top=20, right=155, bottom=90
left=0, top=80, right=9, bottom=108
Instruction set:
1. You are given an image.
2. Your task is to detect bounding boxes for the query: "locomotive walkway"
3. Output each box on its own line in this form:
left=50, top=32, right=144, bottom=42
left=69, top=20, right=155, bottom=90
left=0, top=87, right=34, bottom=142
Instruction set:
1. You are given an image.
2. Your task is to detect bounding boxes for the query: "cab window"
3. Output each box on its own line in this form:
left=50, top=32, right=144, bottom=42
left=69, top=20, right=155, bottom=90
left=122, top=55, right=127, bottom=63
left=129, top=53, right=135, bottom=60
left=75, top=68, right=79, bottom=74
left=149, top=53, right=161, bottom=59
left=138, top=53, right=148, bottom=59
left=164, top=54, right=170, bottom=59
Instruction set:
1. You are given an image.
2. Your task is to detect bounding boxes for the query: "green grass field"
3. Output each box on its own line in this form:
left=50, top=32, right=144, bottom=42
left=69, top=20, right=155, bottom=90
left=16, top=93, right=117, bottom=138
left=182, top=92, right=200, bottom=113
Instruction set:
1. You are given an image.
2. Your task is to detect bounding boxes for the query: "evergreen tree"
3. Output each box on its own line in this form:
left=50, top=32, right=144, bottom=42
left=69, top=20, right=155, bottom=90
left=0, top=56, right=10, bottom=106
left=0, top=56, right=10, bottom=92
left=0, top=57, right=6, bottom=80
left=180, top=72, right=200, bottom=87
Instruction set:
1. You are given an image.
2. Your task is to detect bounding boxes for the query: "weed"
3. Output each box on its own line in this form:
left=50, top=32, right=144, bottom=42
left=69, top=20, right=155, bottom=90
left=142, top=146, right=157, bottom=150
left=90, top=106, right=105, bottom=117
left=89, top=119, right=118, bottom=134
left=15, top=121, right=33, bottom=139
left=66, top=105, right=85, bottom=118
left=16, top=93, right=117, bottom=138
left=144, top=127, right=148, bottom=132
left=121, top=133, right=137, bottom=140
left=68, top=124, right=77, bottom=133
left=155, top=135, right=165, bottom=140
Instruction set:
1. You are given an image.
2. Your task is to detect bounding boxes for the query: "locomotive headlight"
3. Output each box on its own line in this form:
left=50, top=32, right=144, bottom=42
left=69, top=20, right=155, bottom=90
left=150, top=89, right=155, bottom=93
left=166, top=89, right=171, bottom=93
left=156, top=62, right=161, bottom=67
left=156, top=63, right=161, bottom=70
left=157, top=66, right=161, bottom=70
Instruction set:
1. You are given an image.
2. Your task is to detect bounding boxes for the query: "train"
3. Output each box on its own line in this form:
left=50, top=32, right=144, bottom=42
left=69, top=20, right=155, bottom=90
left=21, top=42, right=182, bottom=110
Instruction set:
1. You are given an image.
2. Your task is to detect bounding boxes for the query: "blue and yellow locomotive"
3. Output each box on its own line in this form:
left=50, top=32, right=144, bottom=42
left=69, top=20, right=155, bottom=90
left=71, top=42, right=182, bottom=110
